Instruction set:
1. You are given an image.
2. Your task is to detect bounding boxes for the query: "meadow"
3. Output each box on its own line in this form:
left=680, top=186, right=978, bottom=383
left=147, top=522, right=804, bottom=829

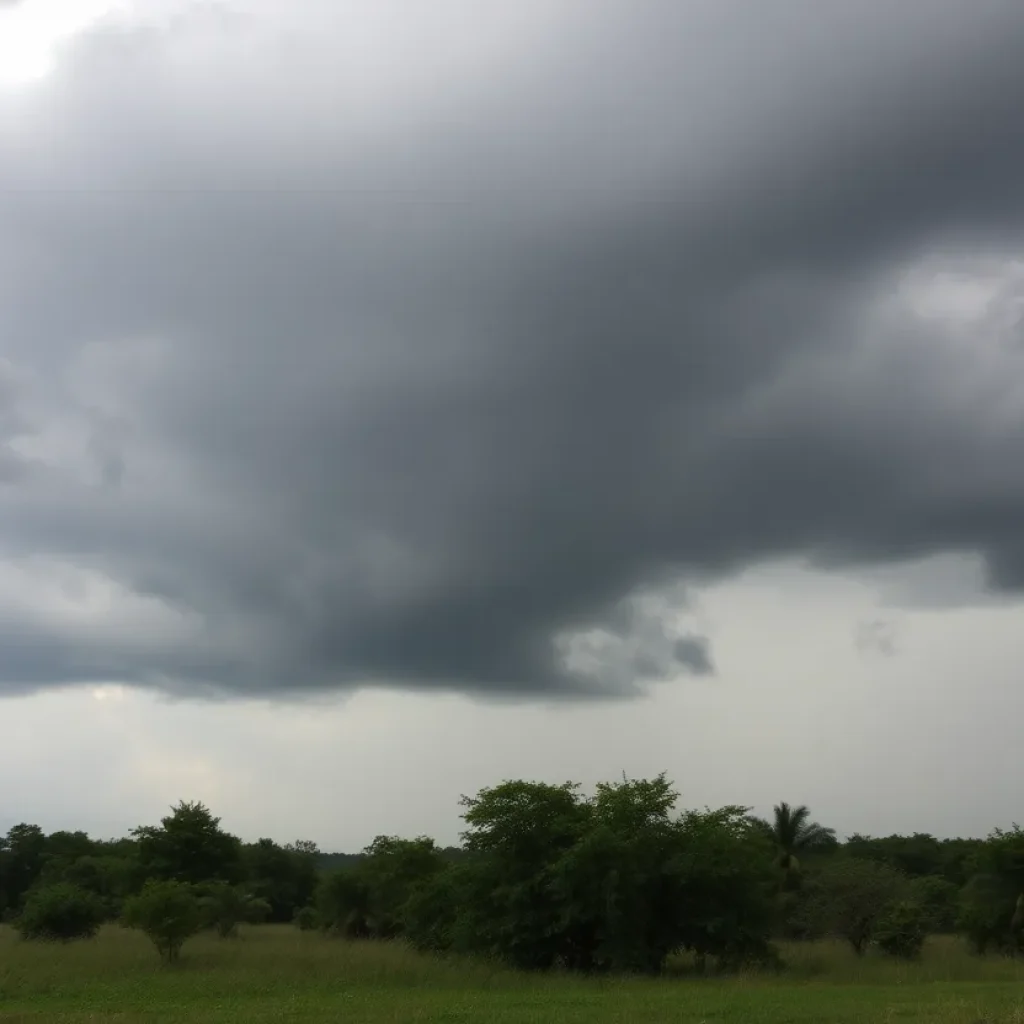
left=3, top=925, right=1024, bottom=1024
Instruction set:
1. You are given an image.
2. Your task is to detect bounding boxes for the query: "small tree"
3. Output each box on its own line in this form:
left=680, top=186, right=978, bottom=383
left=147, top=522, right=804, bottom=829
left=958, top=873, right=1018, bottom=955
left=14, top=883, right=105, bottom=942
left=293, top=904, right=319, bottom=931
left=874, top=899, right=928, bottom=959
left=315, top=869, right=372, bottom=938
left=759, top=803, right=836, bottom=889
left=805, top=857, right=907, bottom=955
left=196, top=881, right=270, bottom=938
left=122, top=880, right=202, bottom=963
left=957, top=827, right=1024, bottom=954
left=132, top=801, right=242, bottom=886
left=907, top=876, right=959, bottom=933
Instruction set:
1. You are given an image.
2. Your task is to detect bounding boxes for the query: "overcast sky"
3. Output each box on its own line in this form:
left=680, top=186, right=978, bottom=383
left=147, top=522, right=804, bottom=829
left=2, top=0, right=1024, bottom=851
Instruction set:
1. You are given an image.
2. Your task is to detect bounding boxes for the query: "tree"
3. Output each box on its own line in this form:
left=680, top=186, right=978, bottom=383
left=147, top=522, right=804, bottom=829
left=315, top=836, right=446, bottom=942
left=196, top=881, right=271, bottom=938
left=958, top=873, right=1013, bottom=954
left=844, top=833, right=985, bottom=887
left=356, top=835, right=447, bottom=939
left=133, top=801, right=242, bottom=886
left=873, top=899, right=928, bottom=959
left=243, top=838, right=319, bottom=923
left=14, top=883, right=105, bottom=942
left=804, top=857, right=907, bottom=955
left=546, top=775, right=687, bottom=973
left=764, top=803, right=836, bottom=883
left=316, top=868, right=372, bottom=938
left=293, top=904, right=319, bottom=931
left=402, top=861, right=471, bottom=955
left=0, top=824, right=47, bottom=914
left=406, top=775, right=778, bottom=975
left=122, top=880, right=202, bottom=963
left=907, top=875, right=959, bottom=933
left=38, top=831, right=96, bottom=883
left=957, top=826, right=1024, bottom=955
left=672, top=806, right=780, bottom=972
left=455, top=779, right=590, bottom=970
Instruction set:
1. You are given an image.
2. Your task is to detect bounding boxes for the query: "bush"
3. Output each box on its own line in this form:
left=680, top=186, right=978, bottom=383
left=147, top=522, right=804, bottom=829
left=14, top=884, right=105, bottom=942
left=873, top=899, right=928, bottom=959
left=907, top=876, right=959, bottom=933
left=195, top=881, right=271, bottom=938
left=958, top=873, right=1018, bottom=955
left=293, top=904, right=319, bottom=931
left=315, top=870, right=372, bottom=938
left=122, top=880, right=202, bottom=962
left=402, top=864, right=465, bottom=954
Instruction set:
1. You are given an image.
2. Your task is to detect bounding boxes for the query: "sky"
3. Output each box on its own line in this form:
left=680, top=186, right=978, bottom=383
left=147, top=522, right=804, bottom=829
left=2, top=0, right=1024, bottom=851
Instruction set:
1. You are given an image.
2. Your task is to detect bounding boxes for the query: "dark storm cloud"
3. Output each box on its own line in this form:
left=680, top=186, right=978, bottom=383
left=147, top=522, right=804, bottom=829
left=1, top=1, right=1024, bottom=699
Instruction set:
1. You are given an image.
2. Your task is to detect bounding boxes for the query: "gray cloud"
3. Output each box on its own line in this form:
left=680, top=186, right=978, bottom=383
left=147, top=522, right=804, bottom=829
left=2, top=2, right=1024, bottom=699
left=855, top=620, right=900, bottom=659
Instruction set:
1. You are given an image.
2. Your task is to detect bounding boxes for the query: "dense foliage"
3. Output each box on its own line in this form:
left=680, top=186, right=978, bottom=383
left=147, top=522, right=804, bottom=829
left=3, top=784, right=1024, bottom=971
left=14, top=883, right=105, bottom=942
left=122, top=880, right=203, bottom=962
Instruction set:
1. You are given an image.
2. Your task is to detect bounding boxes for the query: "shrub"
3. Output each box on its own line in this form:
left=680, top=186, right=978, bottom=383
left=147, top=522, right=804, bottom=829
left=293, top=904, right=319, bottom=931
left=802, top=857, right=908, bottom=955
left=402, top=864, right=464, bottom=954
left=14, top=883, right=105, bottom=942
left=907, top=876, right=959, bottom=933
left=316, top=870, right=372, bottom=938
left=873, top=899, right=928, bottom=959
left=958, top=873, right=1018, bottom=955
left=122, top=880, right=202, bottom=962
left=196, top=881, right=271, bottom=938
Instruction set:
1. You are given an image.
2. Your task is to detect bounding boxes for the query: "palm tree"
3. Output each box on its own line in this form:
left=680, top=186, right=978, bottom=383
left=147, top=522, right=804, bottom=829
left=768, top=802, right=836, bottom=878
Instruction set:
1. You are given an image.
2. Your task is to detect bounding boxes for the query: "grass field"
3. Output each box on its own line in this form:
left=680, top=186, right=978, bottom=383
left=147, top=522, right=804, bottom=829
left=4, top=925, right=1024, bottom=1023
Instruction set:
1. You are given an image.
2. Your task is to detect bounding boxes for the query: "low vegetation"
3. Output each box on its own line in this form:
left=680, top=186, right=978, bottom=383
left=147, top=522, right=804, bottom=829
left=4, top=777, right=1024, bottom=1020
left=3, top=925, right=1024, bottom=1023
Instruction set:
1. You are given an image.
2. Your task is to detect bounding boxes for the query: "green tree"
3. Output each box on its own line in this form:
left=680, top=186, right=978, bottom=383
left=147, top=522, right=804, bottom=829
left=873, top=899, right=929, bottom=959
left=14, top=883, right=105, bottom=942
left=763, top=803, right=836, bottom=883
left=39, top=831, right=96, bottom=879
left=844, top=833, right=985, bottom=887
left=547, top=775, right=685, bottom=973
left=316, top=868, right=372, bottom=938
left=293, top=904, right=319, bottom=931
left=122, top=880, right=202, bottom=963
left=456, top=779, right=590, bottom=970
left=133, top=801, right=242, bottom=886
left=357, top=835, right=447, bottom=939
left=907, top=875, right=959, bottom=933
left=804, top=857, right=907, bottom=955
left=407, top=775, right=778, bottom=975
left=0, top=824, right=47, bottom=913
left=673, top=805, right=780, bottom=971
left=958, top=873, right=1013, bottom=954
left=243, top=838, right=319, bottom=923
left=402, top=861, right=471, bottom=954
left=315, top=836, right=445, bottom=942
left=196, top=881, right=271, bottom=938
left=957, top=826, right=1024, bottom=954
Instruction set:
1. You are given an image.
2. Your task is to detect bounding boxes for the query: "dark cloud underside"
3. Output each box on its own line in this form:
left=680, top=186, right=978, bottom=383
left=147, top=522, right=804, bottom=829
left=1, top=1, right=1024, bottom=698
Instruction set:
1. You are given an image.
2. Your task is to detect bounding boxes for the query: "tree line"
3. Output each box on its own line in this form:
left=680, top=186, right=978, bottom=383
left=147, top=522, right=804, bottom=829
left=2, top=776, right=1024, bottom=969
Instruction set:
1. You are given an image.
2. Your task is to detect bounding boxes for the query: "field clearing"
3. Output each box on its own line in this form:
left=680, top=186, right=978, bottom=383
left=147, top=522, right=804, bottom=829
left=3, top=925, right=1024, bottom=1023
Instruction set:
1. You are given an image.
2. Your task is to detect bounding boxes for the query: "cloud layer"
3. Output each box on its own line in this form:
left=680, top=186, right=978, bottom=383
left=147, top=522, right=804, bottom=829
left=2, top=1, right=1024, bottom=698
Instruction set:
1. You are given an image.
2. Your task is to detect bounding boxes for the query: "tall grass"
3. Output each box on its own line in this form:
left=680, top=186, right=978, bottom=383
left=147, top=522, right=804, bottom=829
left=3, top=925, right=1024, bottom=1022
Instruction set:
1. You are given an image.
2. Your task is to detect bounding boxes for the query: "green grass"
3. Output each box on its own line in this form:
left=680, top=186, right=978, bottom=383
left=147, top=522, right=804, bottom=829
left=3, top=925, right=1024, bottom=1023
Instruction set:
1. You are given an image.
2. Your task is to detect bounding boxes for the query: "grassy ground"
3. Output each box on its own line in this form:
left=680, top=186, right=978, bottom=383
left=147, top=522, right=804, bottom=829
left=3, top=925, right=1024, bottom=1023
